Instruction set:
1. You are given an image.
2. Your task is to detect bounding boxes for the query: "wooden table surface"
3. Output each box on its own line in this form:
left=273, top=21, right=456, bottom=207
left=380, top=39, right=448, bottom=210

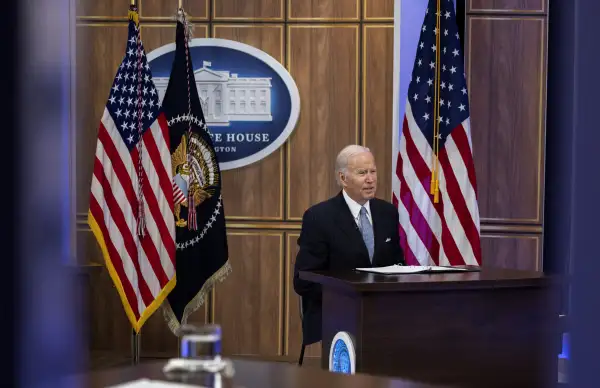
left=299, top=266, right=560, bottom=292
left=63, top=358, right=455, bottom=388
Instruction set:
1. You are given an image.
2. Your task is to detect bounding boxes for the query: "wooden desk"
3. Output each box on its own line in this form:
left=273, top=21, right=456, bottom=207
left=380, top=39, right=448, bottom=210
left=64, top=359, right=450, bottom=387
left=299, top=267, right=562, bottom=388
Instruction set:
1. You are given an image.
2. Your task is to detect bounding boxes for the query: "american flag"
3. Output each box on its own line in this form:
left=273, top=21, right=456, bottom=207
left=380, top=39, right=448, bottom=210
left=391, top=0, right=481, bottom=266
left=87, top=6, right=176, bottom=332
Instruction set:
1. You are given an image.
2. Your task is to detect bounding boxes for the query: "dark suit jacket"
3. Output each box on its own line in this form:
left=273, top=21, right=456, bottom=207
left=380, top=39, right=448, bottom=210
left=293, top=191, right=405, bottom=345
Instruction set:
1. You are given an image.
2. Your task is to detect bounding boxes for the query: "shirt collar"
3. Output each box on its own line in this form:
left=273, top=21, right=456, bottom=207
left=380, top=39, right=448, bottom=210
left=342, top=189, right=371, bottom=220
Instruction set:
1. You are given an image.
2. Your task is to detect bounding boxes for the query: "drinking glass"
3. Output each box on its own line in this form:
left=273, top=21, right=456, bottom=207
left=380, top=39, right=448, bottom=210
left=179, top=324, right=222, bottom=362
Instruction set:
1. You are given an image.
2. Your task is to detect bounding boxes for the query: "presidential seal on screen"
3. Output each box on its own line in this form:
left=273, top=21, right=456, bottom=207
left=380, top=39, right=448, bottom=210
left=329, top=331, right=356, bottom=374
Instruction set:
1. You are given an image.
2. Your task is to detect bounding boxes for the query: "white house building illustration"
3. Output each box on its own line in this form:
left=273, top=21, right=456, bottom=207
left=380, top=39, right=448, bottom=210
left=153, top=61, right=273, bottom=126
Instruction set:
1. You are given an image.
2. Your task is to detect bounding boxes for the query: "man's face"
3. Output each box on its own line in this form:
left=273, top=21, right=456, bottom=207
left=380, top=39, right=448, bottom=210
left=340, top=152, right=377, bottom=204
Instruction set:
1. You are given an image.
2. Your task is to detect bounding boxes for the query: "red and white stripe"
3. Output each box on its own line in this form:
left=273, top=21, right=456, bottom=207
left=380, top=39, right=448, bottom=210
left=392, top=102, right=481, bottom=266
left=173, top=181, right=186, bottom=204
left=90, top=108, right=176, bottom=321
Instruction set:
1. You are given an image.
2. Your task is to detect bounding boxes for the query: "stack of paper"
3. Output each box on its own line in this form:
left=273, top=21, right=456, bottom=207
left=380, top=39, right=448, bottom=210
left=354, top=265, right=471, bottom=274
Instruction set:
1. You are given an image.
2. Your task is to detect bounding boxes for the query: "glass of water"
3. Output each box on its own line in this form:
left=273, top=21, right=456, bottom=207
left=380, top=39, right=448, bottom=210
left=179, top=323, right=222, bottom=362
left=163, top=323, right=234, bottom=387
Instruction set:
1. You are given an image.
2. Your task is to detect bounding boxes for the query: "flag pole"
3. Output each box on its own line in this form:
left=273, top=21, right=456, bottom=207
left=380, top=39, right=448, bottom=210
left=430, top=0, right=442, bottom=203
left=130, top=0, right=141, bottom=366
left=131, top=329, right=141, bottom=365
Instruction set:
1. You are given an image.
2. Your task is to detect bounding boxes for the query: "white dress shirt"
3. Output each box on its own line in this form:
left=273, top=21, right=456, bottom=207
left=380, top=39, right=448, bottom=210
left=342, top=189, right=373, bottom=226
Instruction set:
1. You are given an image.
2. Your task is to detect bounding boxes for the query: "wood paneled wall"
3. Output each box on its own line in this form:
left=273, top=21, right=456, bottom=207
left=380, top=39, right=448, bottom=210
left=74, top=0, right=548, bottom=363
left=465, top=0, right=547, bottom=271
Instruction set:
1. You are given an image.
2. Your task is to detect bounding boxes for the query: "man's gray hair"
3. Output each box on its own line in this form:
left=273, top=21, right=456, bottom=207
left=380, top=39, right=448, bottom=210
left=335, top=145, right=371, bottom=186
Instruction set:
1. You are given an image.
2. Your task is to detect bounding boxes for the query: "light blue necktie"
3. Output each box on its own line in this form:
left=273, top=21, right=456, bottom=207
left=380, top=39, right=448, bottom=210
left=359, top=206, right=374, bottom=262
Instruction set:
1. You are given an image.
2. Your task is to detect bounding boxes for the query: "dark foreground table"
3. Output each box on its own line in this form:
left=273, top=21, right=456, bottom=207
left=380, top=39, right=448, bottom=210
left=63, top=359, right=452, bottom=388
left=300, top=267, right=563, bottom=388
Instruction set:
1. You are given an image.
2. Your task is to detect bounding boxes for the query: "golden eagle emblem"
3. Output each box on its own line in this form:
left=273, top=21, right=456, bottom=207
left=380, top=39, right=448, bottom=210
left=171, top=133, right=219, bottom=228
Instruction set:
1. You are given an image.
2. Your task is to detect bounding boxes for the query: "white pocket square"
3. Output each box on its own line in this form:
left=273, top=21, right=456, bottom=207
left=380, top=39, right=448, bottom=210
left=385, top=238, right=391, bottom=242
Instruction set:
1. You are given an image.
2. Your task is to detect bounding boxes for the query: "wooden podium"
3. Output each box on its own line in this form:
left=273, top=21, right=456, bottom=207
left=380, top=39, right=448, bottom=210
left=299, top=267, right=562, bottom=388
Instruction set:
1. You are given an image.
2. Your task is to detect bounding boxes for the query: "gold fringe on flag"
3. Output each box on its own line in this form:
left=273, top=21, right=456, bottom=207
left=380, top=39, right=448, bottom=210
left=161, top=261, right=232, bottom=335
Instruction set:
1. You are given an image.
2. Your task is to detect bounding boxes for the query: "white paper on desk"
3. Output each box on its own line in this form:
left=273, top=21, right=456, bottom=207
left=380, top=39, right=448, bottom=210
left=355, top=265, right=470, bottom=274
left=106, top=378, right=201, bottom=388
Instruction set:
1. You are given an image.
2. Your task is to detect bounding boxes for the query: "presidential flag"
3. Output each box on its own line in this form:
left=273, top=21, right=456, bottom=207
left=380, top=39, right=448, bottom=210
left=160, top=11, right=231, bottom=334
left=87, top=5, right=176, bottom=332
left=391, top=0, right=481, bottom=266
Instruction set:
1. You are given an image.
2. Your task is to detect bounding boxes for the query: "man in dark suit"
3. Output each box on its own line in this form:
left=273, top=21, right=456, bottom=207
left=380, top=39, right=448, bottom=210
left=293, top=145, right=406, bottom=345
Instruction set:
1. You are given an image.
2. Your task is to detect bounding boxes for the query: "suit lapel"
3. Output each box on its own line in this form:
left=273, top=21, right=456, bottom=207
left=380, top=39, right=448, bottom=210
left=333, top=192, right=371, bottom=266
